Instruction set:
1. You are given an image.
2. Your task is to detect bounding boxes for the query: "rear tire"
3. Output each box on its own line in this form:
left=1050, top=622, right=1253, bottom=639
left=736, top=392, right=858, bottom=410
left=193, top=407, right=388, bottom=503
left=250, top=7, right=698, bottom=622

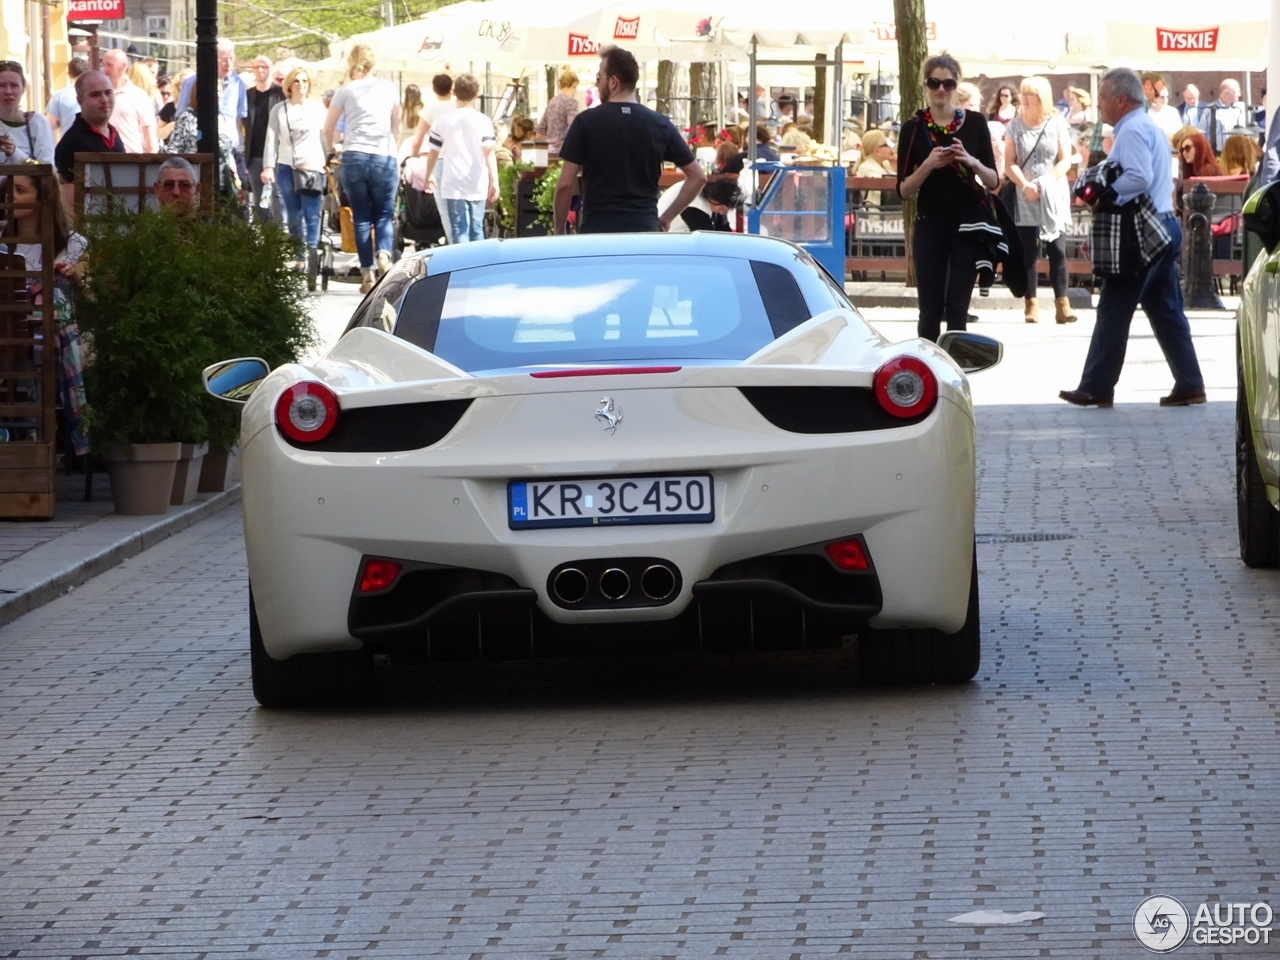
left=1237, top=349, right=1280, bottom=567
left=249, top=589, right=372, bottom=707
left=858, top=547, right=981, bottom=685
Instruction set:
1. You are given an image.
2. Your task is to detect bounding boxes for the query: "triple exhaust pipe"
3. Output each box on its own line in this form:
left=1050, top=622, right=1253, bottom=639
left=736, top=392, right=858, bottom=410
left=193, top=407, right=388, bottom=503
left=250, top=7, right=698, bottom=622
left=552, top=562, right=677, bottom=606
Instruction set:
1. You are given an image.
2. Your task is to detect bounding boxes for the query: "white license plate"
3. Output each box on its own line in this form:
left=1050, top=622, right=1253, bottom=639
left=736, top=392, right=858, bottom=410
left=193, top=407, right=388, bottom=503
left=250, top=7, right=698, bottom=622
left=508, top=475, right=714, bottom=529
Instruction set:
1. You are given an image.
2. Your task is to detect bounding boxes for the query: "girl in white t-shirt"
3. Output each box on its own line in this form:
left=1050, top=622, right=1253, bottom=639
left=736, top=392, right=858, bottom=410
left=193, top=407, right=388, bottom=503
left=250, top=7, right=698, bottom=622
left=323, top=44, right=402, bottom=292
left=0, top=61, right=55, bottom=165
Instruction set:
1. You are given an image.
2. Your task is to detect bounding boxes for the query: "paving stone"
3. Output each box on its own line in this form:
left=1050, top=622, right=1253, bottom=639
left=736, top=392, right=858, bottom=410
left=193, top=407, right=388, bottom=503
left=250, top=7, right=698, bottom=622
left=0, top=310, right=1276, bottom=958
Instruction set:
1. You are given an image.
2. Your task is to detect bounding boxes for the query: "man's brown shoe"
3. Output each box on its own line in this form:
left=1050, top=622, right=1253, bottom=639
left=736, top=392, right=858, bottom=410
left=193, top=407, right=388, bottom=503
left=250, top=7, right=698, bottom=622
left=1059, top=389, right=1114, bottom=408
left=1159, top=388, right=1207, bottom=406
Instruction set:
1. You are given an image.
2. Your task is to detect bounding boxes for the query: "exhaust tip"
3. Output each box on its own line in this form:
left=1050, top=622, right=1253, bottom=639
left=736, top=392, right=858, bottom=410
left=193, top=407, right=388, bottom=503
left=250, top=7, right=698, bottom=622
left=553, top=567, right=589, bottom=604
left=599, top=567, right=631, bottom=601
left=640, top=564, right=676, bottom=601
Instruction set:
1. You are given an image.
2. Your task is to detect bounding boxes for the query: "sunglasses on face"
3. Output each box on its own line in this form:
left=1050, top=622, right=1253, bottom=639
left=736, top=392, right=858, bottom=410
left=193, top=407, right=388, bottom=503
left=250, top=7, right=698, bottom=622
left=925, top=77, right=958, bottom=91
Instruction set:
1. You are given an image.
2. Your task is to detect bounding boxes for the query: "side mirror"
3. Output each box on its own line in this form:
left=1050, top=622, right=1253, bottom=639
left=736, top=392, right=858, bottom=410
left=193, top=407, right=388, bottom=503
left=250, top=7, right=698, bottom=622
left=937, top=332, right=1002, bottom=374
left=1243, top=180, right=1280, bottom=254
left=203, top=358, right=269, bottom=403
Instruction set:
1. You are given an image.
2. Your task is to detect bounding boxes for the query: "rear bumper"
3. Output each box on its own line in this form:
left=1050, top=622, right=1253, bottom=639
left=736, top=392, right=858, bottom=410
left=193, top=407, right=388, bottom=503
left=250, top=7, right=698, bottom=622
left=243, top=394, right=975, bottom=659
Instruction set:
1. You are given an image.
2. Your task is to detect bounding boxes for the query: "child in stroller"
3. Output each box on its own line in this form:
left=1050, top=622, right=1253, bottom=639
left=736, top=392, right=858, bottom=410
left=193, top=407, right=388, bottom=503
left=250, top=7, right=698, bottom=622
left=396, top=154, right=447, bottom=257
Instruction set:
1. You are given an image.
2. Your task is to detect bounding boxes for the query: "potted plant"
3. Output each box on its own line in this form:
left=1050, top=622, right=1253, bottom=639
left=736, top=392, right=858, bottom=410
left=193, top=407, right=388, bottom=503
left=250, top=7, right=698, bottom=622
left=76, top=205, right=313, bottom=513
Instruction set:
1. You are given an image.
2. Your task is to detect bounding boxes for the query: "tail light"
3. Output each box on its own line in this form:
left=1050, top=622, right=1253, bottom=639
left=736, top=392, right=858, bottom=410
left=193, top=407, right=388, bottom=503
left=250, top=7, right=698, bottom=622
left=825, top=538, right=869, bottom=571
left=275, top=381, right=339, bottom=444
left=359, top=558, right=401, bottom=593
left=873, top=356, right=937, bottom=419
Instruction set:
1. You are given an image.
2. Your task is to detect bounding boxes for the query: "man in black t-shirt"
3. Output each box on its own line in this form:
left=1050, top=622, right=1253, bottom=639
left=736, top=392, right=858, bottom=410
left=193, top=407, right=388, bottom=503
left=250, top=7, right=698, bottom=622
left=244, top=55, right=284, bottom=221
left=54, top=70, right=125, bottom=215
left=554, top=47, right=705, bottom=234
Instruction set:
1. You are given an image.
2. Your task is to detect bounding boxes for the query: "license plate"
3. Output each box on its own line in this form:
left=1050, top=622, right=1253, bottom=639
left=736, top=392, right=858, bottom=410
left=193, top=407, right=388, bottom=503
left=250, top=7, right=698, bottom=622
left=508, top=474, right=714, bottom=529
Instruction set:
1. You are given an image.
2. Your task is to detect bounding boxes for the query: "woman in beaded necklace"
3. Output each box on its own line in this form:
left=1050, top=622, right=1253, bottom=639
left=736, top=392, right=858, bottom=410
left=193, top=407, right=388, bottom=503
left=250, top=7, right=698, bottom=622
left=896, top=52, right=999, bottom=342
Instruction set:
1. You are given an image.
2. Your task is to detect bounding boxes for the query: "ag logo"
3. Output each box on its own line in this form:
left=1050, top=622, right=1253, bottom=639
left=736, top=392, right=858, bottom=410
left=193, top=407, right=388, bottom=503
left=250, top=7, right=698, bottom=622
left=1134, top=896, right=1190, bottom=953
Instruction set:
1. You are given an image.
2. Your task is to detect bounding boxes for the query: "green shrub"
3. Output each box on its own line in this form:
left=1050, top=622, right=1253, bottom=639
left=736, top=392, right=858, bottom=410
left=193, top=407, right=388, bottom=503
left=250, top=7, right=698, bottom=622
left=532, top=161, right=562, bottom=233
left=76, top=206, right=316, bottom=449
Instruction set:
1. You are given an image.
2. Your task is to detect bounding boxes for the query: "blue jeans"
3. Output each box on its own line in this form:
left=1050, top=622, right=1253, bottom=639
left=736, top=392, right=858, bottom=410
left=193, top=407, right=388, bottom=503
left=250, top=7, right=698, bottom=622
left=339, top=151, right=397, bottom=268
left=1078, top=215, right=1205, bottom=399
left=275, top=164, right=322, bottom=249
left=445, top=198, right=486, bottom=243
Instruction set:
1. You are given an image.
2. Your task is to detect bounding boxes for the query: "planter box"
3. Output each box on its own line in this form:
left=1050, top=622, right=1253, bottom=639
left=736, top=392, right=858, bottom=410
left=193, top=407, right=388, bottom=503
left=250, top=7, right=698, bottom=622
left=198, top=444, right=240, bottom=493
left=170, top=442, right=209, bottom=505
left=103, top=442, right=182, bottom=515
left=0, top=442, right=55, bottom=519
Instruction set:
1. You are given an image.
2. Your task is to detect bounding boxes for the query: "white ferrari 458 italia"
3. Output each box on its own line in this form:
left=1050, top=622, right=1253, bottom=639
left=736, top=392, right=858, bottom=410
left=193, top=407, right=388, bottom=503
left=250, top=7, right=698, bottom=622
left=205, top=233, right=1001, bottom=706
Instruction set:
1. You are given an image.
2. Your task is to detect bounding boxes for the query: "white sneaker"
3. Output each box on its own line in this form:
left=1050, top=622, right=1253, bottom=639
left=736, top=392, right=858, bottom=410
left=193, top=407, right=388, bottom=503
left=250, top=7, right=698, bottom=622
left=375, top=251, right=392, bottom=276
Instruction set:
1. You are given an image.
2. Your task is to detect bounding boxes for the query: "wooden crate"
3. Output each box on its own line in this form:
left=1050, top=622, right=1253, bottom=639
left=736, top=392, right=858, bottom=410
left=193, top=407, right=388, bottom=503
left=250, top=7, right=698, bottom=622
left=0, top=164, right=58, bottom=519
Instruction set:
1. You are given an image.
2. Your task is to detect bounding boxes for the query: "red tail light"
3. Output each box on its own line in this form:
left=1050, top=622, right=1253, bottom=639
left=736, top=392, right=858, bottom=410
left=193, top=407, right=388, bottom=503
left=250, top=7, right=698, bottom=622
left=873, top=356, right=937, bottom=419
left=359, top=558, right=401, bottom=593
left=275, top=381, right=339, bottom=444
left=825, top=538, right=869, bottom=571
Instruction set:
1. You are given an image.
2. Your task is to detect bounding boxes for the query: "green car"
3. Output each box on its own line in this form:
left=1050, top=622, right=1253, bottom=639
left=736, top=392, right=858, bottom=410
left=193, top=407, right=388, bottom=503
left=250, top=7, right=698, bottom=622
left=1238, top=182, right=1280, bottom=566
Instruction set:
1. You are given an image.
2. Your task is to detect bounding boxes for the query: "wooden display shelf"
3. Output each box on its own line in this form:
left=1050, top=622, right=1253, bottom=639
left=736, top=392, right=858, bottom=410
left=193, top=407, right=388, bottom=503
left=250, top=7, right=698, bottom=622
left=0, top=442, right=55, bottom=517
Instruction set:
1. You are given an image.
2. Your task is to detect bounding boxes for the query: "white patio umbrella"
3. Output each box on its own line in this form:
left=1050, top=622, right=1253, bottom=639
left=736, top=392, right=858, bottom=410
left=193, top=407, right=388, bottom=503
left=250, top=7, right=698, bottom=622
left=331, top=0, right=617, bottom=78
left=1049, top=0, right=1269, bottom=71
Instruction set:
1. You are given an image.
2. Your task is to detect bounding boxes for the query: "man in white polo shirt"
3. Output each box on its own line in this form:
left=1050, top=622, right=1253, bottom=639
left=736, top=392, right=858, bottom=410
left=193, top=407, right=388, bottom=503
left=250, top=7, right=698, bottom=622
left=101, top=49, right=155, bottom=152
left=424, top=74, right=496, bottom=244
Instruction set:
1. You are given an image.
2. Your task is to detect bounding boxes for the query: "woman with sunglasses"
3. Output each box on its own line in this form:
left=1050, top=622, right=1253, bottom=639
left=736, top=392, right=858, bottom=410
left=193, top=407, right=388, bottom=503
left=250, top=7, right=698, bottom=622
left=0, top=61, right=54, bottom=165
left=897, top=53, right=999, bottom=341
left=1178, top=131, right=1222, bottom=179
left=262, top=66, right=328, bottom=274
left=986, top=85, right=1019, bottom=126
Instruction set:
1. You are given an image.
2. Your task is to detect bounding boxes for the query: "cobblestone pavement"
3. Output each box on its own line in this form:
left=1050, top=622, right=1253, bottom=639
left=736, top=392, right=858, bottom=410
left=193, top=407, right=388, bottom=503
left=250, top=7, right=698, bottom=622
left=1, top=303, right=1276, bottom=958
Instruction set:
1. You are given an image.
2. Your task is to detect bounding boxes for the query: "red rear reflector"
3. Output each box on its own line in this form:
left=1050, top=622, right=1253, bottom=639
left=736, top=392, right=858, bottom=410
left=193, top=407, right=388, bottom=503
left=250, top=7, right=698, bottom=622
left=825, top=539, right=869, bottom=571
left=275, top=381, right=340, bottom=443
left=530, top=366, right=682, bottom=378
left=873, top=356, right=937, bottom=419
left=360, top=558, right=401, bottom=593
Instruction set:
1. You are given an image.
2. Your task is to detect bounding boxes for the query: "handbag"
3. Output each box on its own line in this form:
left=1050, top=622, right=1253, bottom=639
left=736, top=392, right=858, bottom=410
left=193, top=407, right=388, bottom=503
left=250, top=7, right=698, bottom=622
left=283, top=104, right=324, bottom=195
left=999, top=118, right=1049, bottom=210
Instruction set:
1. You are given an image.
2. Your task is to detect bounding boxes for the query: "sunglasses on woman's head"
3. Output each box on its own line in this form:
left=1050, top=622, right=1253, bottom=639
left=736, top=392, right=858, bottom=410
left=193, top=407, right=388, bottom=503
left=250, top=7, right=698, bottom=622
left=925, top=77, right=958, bottom=91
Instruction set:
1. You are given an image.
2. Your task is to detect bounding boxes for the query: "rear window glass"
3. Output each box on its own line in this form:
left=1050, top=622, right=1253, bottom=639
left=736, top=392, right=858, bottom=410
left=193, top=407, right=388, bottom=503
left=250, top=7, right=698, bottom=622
left=394, top=255, right=809, bottom=373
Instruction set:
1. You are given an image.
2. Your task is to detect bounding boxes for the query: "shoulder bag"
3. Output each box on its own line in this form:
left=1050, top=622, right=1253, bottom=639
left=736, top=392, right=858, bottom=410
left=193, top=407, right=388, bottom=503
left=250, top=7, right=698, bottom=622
left=283, top=105, right=324, bottom=195
left=999, top=117, right=1049, bottom=210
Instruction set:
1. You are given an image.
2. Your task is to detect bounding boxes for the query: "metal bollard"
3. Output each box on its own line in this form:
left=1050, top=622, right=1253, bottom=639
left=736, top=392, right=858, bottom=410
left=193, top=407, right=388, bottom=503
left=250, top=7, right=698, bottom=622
left=1183, top=182, right=1225, bottom=310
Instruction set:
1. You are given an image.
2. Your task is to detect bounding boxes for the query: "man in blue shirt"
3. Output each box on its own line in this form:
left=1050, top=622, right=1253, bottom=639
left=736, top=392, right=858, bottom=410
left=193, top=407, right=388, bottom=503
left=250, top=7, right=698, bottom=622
left=175, top=38, right=247, bottom=151
left=1060, top=67, right=1205, bottom=409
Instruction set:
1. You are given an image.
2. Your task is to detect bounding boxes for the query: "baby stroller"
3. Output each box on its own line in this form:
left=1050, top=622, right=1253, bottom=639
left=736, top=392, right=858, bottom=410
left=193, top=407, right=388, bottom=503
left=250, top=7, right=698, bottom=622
left=395, top=155, right=447, bottom=257
left=317, top=152, right=365, bottom=290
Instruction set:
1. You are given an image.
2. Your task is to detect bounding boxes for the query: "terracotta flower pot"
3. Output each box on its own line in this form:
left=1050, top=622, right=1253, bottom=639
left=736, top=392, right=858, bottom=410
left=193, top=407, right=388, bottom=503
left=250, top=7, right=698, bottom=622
left=198, top=444, right=240, bottom=493
left=170, top=442, right=210, bottom=505
left=103, top=442, right=182, bottom=516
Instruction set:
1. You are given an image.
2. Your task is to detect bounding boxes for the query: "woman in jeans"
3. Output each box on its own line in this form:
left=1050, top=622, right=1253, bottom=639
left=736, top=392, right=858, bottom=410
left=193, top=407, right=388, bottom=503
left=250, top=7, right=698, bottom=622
left=1003, top=76, right=1076, bottom=324
left=896, top=53, right=999, bottom=341
left=262, top=66, right=328, bottom=275
left=323, top=44, right=401, bottom=293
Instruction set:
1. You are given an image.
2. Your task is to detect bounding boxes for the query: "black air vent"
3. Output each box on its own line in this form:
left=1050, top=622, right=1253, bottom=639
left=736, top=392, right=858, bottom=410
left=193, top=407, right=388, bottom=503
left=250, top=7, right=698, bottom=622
left=281, top=399, right=473, bottom=452
left=739, top=386, right=932, bottom=433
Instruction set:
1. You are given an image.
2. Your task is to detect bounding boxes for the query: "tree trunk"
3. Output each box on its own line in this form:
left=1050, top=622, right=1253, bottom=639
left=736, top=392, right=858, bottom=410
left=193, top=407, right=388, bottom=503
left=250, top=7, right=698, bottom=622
left=689, top=62, right=716, bottom=135
left=812, top=53, right=827, bottom=143
left=656, top=60, right=676, bottom=117
left=894, top=0, right=928, bottom=287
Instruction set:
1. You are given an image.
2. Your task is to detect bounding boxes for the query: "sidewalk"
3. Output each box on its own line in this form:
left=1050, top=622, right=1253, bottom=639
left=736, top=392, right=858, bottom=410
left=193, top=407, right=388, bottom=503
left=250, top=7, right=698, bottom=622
left=0, top=470, right=241, bottom=628
left=844, top=280, right=1239, bottom=314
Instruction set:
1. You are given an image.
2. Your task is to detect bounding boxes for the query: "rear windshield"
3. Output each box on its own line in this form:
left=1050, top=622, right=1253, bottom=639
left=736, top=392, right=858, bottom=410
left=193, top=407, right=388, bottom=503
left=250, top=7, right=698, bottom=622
left=393, top=255, right=807, bottom=373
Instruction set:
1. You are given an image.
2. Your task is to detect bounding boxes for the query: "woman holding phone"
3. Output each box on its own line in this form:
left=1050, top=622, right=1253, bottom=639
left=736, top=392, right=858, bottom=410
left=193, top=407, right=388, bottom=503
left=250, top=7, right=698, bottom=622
left=896, top=53, right=999, bottom=341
